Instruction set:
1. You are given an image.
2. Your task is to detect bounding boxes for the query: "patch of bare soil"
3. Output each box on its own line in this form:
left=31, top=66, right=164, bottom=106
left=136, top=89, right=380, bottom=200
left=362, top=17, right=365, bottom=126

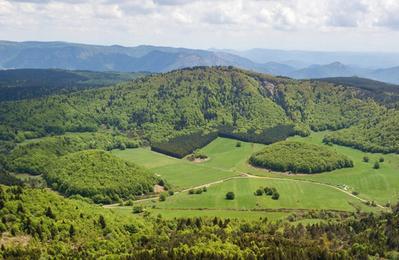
left=154, top=184, right=165, bottom=193
left=0, top=233, right=31, bottom=247
left=190, top=157, right=210, bottom=163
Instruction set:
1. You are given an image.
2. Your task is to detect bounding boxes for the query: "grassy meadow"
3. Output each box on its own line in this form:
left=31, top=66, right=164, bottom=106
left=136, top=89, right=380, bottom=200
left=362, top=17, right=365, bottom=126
left=111, top=133, right=398, bottom=218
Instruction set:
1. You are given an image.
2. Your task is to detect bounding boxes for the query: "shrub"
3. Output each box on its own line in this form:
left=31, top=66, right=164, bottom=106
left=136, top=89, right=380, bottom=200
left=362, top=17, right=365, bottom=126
left=159, top=193, right=167, bottom=201
left=363, top=156, right=370, bottom=163
left=379, top=157, right=385, bottom=163
left=168, top=190, right=174, bottom=196
left=186, top=151, right=208, bottom=161
left=132, top=206, right=144, bottom=214
left=195, top=189, right=203, bottom=195
left=125, top=200, right=134, bottom=206
left=188, top=189, right=195, bottom=195
left=236, top=142, right=242, bottom=147
left=255, top=189, right=264, bottom=196
left=373, top=162, right=380, bottom=169
left=225, top=192, right=235, bottom=200
left=264, top=187, right=273, bottom=196
left=272, top=192, right=280, bottom=200
left=202, top=187, right=208, bottom=192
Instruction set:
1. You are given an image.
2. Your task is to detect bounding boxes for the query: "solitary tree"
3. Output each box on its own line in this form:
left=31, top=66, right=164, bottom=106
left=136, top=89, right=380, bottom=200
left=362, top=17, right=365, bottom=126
left=373, top=162, right=380, bottom=169
left=45, top=206, right=56, bottom=219
left=255, top=189, right=264, bottom=196
left=272, top=192, right=280, bottom=200
left=99, top=215, right=107, bottom=229
left=225, top=192, right=235, bottom=200
left=69, top=224, right=75, bottom=238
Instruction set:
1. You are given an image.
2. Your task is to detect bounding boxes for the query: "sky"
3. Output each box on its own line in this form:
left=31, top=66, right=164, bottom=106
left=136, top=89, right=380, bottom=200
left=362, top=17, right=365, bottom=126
left=1, top=0, right=399, bottom=52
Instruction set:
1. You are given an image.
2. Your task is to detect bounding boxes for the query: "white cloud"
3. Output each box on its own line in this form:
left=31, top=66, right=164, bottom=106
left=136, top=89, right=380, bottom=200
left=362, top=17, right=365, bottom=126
left=1, top=0, right=399, bottom=51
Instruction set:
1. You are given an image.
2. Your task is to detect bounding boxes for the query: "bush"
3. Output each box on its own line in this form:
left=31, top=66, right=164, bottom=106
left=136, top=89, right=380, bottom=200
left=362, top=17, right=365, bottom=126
left=379, top=157, right=385, bottom=163
left=159, top=193, right=166, bottom=201
left=236, top=142, right=242, bottom=147
left=264, top=187, right=273, bottom=196
left=363, top=156, right=369, bottom=162
left=188, top=189, right=195, bottom=195
left=186, top=151, right=208, bottom=161
left=225, top=192, right=235, bottom=200
left=195, top=189, right=203, bottom=195
left=272, top=192, right=280, bottom=200
left=132, top=206, right=144, bottom=214
left=255, top=189, right=264, bottom=196
left=168, top=190, right=174, bottom=196
left=373, top=162, right=380, bottom=169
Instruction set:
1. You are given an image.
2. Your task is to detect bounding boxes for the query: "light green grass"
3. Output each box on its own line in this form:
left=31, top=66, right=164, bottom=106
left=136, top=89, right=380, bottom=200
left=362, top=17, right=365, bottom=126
left=112, top=134, right=399, bottom=213
left=239, top=132, right=399, bottom=206
left=111, top=206, right=289, bottom=221
left=154, top=178, right=372, bottom=212
left=111, top=139, right=261, bottom=190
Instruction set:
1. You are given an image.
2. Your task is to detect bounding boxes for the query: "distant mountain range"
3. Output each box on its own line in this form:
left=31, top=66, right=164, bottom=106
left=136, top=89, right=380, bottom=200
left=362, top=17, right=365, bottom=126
left=1, top=41, right=399, bottom=84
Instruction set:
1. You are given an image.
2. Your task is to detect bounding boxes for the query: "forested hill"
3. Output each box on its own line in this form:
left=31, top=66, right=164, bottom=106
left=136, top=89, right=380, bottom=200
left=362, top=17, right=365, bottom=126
left=1, top=66, right=393, bottom=148
left=0, top=69, right=147, bottom=101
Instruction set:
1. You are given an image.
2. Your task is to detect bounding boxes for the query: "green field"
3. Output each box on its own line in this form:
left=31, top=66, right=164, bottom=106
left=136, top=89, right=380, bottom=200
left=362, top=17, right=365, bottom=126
left=111, top=138, right=263, bottom=189
left=111, top=134, right=397, bottom=218
left=154, top=178, right=370, bottom=212
left=240, top=132, right=399, bottom=206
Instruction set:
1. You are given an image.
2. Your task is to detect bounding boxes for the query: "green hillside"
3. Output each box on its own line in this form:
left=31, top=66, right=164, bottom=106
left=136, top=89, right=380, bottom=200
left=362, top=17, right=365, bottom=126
left=324, top=109, right=399, bottom=153
left=1, top=66, right=399, bottom=258
left=44, top=150, right=160, bottom=203
left=0, top=66, right=388, bottom=145
left=0, top=69, right=147, bottom=101
left=3, top=132, right=139, bottom=175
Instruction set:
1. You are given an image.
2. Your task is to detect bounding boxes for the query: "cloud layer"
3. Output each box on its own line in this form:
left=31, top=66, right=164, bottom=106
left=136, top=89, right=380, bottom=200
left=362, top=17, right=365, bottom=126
left=1, top=0, right=399, bottom=51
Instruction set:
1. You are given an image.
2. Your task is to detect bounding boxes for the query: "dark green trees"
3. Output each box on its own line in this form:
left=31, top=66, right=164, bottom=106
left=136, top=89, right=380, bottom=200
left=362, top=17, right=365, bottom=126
left=250, top=141, right=353, bottom=174
left=225, top=192, right=235, bottom=200
left=44, top=150, right=160, bottom=204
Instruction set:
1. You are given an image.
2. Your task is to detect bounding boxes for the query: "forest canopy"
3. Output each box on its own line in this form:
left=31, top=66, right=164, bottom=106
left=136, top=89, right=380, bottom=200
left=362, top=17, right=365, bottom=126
left=249, top=141, right=353, bottom=174
left=44, top=150, right=160, bottom=204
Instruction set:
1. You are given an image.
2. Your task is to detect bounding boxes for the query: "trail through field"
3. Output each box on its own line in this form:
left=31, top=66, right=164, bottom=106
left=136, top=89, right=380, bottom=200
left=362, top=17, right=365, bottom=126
left=104, top=164, right=388, bottom=210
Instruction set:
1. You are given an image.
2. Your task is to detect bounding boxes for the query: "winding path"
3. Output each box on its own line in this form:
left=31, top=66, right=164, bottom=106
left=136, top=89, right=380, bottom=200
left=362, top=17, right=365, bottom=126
left=104, top=166, right=388, bottom=210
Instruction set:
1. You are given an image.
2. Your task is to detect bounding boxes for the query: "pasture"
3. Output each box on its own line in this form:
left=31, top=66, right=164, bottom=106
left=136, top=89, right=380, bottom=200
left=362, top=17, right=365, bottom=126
left=111, top=134, right=397, bottom=218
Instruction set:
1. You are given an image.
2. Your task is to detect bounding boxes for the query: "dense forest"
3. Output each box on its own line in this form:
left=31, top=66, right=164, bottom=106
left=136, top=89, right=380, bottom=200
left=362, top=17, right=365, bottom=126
left=2, top=132, right=139, bottom=176
left=0, top=69, right=146, bottom=101
left=44, top=150, right=161, bottom=204
left=324, top=110, right=399, bottom=153
left=0, top=66, right=393, bottom=149
left=1, top=66, right=399, bottom=258
left=1, top=185, right=399, bottom=258
left=249, top=141, right=353, bottom=174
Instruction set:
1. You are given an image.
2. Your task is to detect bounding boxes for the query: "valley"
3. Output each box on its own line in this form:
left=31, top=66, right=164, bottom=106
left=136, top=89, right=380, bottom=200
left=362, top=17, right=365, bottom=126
left=1, top=66, right=399, bottom=258
left=109, top=132, right=395, bottom=220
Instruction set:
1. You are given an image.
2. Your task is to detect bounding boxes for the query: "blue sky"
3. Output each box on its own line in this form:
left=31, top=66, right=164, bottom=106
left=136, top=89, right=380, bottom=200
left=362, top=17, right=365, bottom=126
left=1, top=0, right=399, bottom=52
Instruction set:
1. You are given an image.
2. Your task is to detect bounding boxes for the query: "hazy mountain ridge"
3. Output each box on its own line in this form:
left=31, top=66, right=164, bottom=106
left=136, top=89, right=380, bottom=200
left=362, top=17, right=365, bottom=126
left=1, top=41, right=399, bottom=84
